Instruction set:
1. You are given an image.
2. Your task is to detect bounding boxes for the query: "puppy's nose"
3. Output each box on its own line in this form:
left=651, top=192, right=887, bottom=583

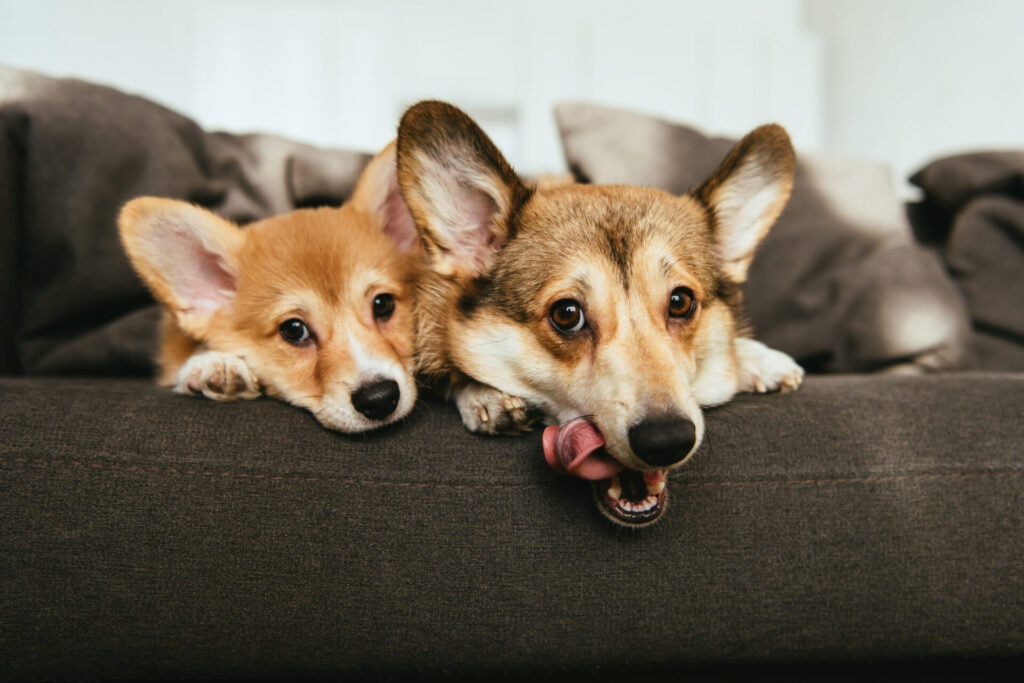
left=628, top=416, right=696, bottom=467
left=351, top=379, right=400, bottom=421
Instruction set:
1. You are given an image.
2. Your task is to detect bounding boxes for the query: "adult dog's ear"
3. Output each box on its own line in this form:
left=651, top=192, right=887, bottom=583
left=694, top=124, right=795, bottom=283
left=396, top=100, right=532, bottom=279
left=118, top=198, right=244, bottom=339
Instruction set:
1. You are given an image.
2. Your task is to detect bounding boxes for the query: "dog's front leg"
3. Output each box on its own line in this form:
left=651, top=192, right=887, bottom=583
left=454, top=379, right=540, bottom=435
left=734, top=338, right=804, bottom=394
left=174, top=349, right=262, bottom=402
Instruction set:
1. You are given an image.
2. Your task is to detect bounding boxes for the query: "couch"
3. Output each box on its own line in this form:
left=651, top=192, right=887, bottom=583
left=2, top=66, right=1022, bottom=681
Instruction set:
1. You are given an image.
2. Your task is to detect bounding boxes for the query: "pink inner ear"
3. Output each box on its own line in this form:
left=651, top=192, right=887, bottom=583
left=381, top=182, right=420, bottom=254
left=182, top=239, right=236, bottom=315
left=447, top=184, right=503, bottom=272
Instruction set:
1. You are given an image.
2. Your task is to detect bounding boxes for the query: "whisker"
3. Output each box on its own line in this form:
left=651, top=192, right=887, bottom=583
left=462, top=338, right=509, bottom=350
left=562, top=414, right=597, bottom=423
left=693, top=432, right=714, bottom=459
left=705, top=414, right=746, bottom=432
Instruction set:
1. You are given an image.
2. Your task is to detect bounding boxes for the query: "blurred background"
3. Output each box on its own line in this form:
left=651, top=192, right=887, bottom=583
left=1, top=0, right=1022, bottom=192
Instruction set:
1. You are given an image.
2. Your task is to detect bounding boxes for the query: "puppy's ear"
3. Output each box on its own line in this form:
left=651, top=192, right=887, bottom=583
left=694, top=124, right=795, bottom=283
left=118, top=198, right=244, bottom=339
left=348, top=140, right=419, bottom=254
left=396, top=100, right=532, bottom=278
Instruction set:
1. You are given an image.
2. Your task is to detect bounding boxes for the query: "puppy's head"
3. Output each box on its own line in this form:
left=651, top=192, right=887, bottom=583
left=398, top=101, right=794, bottom=525
left=119, top=142, right=421, bottom=432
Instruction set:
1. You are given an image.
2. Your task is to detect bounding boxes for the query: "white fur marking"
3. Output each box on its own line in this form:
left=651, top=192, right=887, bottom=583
left=174, top=350, right=260, bottom=402
left=734, top=338, right=804, bottom=394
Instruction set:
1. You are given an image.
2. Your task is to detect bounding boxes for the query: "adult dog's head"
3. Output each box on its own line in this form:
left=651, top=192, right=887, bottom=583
left=398, top=101, right=794, bottom=526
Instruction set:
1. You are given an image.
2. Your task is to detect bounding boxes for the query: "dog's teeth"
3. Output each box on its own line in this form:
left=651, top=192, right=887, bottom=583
left=649, top=480, right=665, bottom=495
left=607, top=483, right=621, bottom=501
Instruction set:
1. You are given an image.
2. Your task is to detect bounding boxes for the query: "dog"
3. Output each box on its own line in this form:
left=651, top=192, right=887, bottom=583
left=396, top=101, right=803, bottom=526
left=118, top=142, right=421, bottom=433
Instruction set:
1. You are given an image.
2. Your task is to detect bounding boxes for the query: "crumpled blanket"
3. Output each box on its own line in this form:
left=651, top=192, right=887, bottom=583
left=911, top=152, right=1024, bottom=369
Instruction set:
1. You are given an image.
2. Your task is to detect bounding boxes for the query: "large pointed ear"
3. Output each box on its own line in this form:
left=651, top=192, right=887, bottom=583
left=694, top=124, right=795, bottom=283
left=396, top=100, right=532, bottom=278
left=118, top=198, right=244, bottom=339
left=347, top=140, right=420, bottom=254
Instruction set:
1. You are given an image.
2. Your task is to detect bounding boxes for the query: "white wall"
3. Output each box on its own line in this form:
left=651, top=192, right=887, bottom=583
left=3, top=0, right=1022, bottom=186
left=0, top=0, right=820, bottom=173
left=807, top=0, right=1024, bottom=188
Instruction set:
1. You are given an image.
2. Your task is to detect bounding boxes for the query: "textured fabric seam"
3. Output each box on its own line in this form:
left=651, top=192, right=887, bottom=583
left=1, top=456, right=1022, bottom=490
left=0, top=456, right=545, bottom=490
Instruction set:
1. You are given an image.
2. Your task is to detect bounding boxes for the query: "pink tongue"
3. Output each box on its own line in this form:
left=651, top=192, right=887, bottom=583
left=542, top=418, right=625, bottom=481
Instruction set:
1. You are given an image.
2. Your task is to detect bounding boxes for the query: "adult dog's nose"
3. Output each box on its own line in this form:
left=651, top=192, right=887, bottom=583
left=351, top=379, right=400, bottom=421
left=628, top=416, right=697, bottom=467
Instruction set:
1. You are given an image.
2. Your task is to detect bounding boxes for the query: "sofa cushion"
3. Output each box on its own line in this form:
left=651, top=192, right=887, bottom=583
left=2, top=375, right=1021, bottom=679
left=0, top=65, right=372, bottom=376
left=555, top=102, right=972, bottom=373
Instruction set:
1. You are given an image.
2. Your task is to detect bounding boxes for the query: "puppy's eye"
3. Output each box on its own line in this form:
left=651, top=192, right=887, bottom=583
left=549, top=299, right=586, bottom=334
left=668, top=287, right=697, bottom=319
left=372, top=293, right=396, bottom=320
left=279, top=318, right=312, bottom=345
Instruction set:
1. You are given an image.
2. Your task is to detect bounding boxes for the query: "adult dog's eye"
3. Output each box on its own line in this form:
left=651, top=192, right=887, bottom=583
left=279, top=318, right=312, bottom=345
left=549, top=299, right=586, bottom=334
left=668, top=287, right=697, bottom=319
left=372, top=293, right=396, bottom=320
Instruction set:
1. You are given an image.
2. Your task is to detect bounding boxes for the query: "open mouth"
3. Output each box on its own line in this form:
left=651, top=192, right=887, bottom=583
left=543, top=418, right=669, bottom=527
left=593, top=469, right=667, bottom=527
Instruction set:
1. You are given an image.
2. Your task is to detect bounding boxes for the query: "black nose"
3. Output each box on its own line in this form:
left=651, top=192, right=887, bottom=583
left=628, top=416, right=697, bottom=467
left=351, top=379, right=400, bottom=421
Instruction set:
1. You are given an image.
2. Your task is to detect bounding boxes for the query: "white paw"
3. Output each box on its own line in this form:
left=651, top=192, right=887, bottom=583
left=735, top=338, right=804, bottom=394
left=454, top=381, right=539, bottom=435
left=174, top=351, right=261, bottom=402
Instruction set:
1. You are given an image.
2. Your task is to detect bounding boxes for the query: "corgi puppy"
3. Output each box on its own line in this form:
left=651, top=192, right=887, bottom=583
left=118, top=142, right=421, bottom=433
left=396, top=101, right=803, bottom=526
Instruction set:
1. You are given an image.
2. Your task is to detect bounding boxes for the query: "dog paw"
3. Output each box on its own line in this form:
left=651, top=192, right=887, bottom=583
left=454, top=381, right=539, bottom=435
left=174, top=350, right=261, bottom=402
left=735, top=338, right=804, bottom=394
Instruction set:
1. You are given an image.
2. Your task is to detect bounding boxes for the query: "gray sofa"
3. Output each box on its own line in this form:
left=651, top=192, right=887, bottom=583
left=2, top=66, right=1023, bottom=680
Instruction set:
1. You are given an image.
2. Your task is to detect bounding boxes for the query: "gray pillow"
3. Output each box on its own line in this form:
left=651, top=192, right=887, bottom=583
left=910, top=151, right=1024, bottom=370
left=555, top=102, right=971, bottom=372
left=0, top=65, right=372, bottom=376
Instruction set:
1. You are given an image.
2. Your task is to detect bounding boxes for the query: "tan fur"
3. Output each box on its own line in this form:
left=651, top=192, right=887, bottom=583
left=157, top=317, right=200, bottom=386
left=398, top=101, right=803, bottom=470
left=119, top=142, right=422, bottom=432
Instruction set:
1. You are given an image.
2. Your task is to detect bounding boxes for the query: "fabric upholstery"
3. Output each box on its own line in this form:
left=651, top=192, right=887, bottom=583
left=2, top=375, right=1022, bottom=679
left=555, top=102, right=972, bottom=373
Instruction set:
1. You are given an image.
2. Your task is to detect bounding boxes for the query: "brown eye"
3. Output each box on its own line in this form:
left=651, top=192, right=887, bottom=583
left=668, top=287, right=697, bottom=319
left=279, top=318, right=312, bottom=345
left=373, top=293, right=395, bottom=320
left=549, top=299, right=586, bottom=334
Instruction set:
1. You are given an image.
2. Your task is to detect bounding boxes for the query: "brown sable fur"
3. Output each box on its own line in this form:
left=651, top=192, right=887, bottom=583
left=396, top=100, right=802, bottom=480
left=119, top=142, right=422, bottom=433
left=396, top=101, right=534, bottom=382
